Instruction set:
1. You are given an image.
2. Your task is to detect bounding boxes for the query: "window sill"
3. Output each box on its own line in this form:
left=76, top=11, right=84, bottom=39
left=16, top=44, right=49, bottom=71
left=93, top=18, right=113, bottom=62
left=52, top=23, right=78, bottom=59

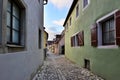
left=83, top=6, right=88, bottom=11
left=76, top=15, right=79, bottom=20
left=97, top=45, right=118, bottom=49
left=6, top=44, right=24, bottom=48
left=82, top=4, right=89, bottom=11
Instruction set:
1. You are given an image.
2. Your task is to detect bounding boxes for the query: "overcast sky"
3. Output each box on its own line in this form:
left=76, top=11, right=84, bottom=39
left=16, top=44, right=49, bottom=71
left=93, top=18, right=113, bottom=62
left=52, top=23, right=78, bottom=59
left=44, top=0, right=73, bottom=40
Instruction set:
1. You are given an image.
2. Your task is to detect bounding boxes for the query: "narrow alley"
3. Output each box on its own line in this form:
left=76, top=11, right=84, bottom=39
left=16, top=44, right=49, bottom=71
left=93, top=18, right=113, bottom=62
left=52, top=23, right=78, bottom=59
left=33, top=52, right=104, bottom=80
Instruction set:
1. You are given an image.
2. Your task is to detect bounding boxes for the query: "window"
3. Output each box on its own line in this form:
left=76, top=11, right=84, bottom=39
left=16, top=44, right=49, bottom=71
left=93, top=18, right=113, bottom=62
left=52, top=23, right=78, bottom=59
left=102, top=18, right=115, bottom=45
left=38, top=0, right=40, bottom=3
left=84, top=59, right=90, bottom=70
left=91, top=10, right=120, bottom=47
left=71, top=31, right=84, bottom=47
left=71, top=36, right=78, bottom=47
left=83, top=0, right=89, bottom=8
left=70, top=17, right=72, bottom=26
left=76, top=4, right=79, bottom=18
left=66, top=23, right=68, bottom=31
left=39, top=29, right=42, bottom=49
left=7, top=0, right=20, bottom=45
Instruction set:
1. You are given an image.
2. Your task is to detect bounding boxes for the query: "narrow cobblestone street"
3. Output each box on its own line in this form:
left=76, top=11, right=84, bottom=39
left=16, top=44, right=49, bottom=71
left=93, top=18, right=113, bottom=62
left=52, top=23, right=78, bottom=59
left=33, top=52, right=104, bottom=80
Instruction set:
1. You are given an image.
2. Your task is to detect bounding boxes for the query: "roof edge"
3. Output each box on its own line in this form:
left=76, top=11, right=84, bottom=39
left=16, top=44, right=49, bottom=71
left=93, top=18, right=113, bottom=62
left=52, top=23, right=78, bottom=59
left=63, top=0, right=78, bottom=26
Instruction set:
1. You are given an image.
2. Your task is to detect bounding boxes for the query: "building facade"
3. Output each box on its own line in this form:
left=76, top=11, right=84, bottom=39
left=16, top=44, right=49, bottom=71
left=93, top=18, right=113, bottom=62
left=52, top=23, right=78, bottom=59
left=54, top=35, right=61, bottom=54
left=58, top=30, right=65, bottom=55
left=44, top=29, right=48, bottom=48
left=0, top=0, right=47, bottom=80
left=47, top=41, right=54, bottom=53
left=63, top=0, right=120, bottom=80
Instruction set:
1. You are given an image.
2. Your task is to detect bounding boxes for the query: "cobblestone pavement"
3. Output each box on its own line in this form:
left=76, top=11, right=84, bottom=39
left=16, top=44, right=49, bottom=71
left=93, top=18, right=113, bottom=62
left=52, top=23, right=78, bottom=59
left=33, top=52, right=104, bottom=80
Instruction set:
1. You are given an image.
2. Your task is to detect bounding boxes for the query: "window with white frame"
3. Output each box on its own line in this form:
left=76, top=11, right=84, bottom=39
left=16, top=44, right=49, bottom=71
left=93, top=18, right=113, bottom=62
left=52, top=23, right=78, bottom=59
left=76, top=4, right=79, bottom=18
left=102, top=17, right=115, bottom=45
left=91, top=10, right=120, bottom=47
left=83, top=0, right=89, bottom=9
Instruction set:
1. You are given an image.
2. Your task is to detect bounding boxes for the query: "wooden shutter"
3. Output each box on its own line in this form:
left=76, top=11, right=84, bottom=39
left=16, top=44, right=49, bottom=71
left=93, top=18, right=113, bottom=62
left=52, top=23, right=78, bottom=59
left=115, top=10, right=120, bottom=46
left=71, top=37, right=73, bottom=47
left=91, top=23, right=98, bottom=47
left=73, top=36, right=75, bottom=46
left=77, top=31, right=84, bottom=46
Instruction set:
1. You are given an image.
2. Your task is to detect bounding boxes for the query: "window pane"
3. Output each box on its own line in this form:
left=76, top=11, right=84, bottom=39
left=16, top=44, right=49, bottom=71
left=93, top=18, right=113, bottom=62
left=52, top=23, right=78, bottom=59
left=75, top=36, right=78, bottom=46
left=13, top=3, right=20, bottom=18
left=7, top=0, right=11, bottom=12
left=109, top=19, right=114, bottom=30
left=76, top=5, right=79, bottom=17
left=83, top=0, right=88, bottom=8
left=12, top=30, right=19, bottom=43
left=103, top=32, right=109, bottom=44
left=109, top=31, right=115, bottom=43
left=105, top=21, right=109, bottom=32
left=12, top=17, right=19, bottom=30
left=7, top=27, right=11, bottom=42
left=7, top=12, right=11, bottom=26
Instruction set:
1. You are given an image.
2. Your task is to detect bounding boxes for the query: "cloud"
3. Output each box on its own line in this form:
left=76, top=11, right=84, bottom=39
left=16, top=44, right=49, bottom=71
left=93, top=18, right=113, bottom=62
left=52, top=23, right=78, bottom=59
left=49, top=0, right=73, bottom=9
left=45, top=28, right=56, bottom=40
left=53, top=19, right=65, bottom=26
left=45, top=25, right=64, bottom=40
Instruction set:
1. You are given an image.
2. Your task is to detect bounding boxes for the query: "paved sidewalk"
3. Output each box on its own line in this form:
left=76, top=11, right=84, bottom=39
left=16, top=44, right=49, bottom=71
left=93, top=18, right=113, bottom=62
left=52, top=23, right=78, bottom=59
left=33, top=52, right=104, bottom=80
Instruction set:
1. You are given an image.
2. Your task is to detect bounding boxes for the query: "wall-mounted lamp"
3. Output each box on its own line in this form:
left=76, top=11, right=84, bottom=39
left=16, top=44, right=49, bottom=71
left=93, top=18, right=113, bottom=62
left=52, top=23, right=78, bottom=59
left=44, top=0, right=48, bottom=5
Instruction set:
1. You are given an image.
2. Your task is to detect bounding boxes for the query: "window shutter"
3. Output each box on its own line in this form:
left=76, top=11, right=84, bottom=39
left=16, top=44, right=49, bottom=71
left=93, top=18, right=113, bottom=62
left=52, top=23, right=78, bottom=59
left=91, top=23, right=98, bottom=47
left=77, top=31, right=84, bottom=46
left=71, top=37, right=73, bottom=47
left=73, top=36, right=75, bottom=46
left=115, top=10, right=120, bottom=46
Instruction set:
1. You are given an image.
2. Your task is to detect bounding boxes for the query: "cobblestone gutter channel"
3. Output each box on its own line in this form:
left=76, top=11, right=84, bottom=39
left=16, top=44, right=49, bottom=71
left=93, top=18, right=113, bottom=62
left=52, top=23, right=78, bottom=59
left=32, top=52, right=104, bottom=80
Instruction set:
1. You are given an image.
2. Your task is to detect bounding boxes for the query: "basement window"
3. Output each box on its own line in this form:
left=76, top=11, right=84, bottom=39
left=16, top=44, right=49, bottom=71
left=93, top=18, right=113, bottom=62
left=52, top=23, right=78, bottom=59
left=84, top=59, right=90, bottom=70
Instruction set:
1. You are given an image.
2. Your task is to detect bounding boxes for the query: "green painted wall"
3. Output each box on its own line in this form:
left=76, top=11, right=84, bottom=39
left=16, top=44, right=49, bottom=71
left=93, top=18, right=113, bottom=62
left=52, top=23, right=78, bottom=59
left=65, top=0, right=120, bottom=80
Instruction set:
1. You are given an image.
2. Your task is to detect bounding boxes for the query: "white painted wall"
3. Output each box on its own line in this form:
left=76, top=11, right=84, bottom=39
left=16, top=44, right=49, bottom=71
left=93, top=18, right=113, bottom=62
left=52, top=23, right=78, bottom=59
left=0, top=0, right=44, bottom=80
left=0, top=0, right=2, bottom=44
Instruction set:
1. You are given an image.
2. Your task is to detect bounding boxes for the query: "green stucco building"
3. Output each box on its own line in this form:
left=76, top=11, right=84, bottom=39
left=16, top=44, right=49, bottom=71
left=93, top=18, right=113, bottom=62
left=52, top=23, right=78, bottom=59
left=63, top=0, right=120, bottom=80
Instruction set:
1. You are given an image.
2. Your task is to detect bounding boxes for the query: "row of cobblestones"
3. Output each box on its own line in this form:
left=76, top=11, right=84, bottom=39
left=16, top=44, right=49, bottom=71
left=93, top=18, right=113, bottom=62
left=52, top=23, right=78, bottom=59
left=33, top=52, right=104, bottom=80
left=54, top=57, right=103, bottom=80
